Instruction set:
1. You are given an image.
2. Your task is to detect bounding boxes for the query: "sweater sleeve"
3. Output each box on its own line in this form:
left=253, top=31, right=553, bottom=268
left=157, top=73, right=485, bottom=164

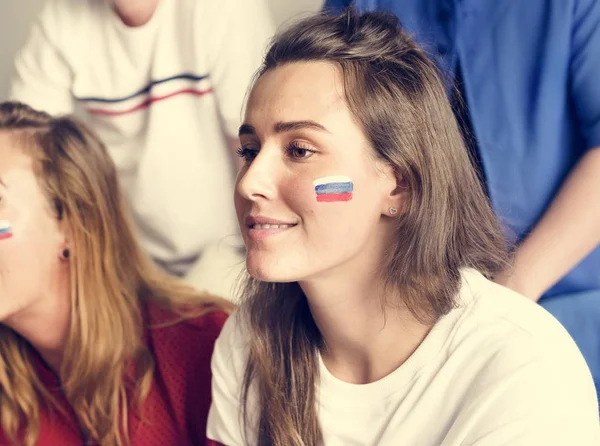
left=9, top=0, right=75, bottom=115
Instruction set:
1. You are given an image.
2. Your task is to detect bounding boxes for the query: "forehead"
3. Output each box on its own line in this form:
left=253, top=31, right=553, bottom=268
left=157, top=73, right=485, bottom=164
left=246, top=61, right=351, bottom=125
left=0, top=132, right=39, bottom=187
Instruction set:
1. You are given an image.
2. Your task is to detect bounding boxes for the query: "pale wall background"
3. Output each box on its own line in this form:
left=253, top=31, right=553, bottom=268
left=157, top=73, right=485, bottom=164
left=0, top=0, right=324, bottom=99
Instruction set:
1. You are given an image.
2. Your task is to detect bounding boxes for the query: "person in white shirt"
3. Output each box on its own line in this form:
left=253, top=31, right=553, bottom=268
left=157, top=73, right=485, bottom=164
left=206, top=9, right=600, bottom=446
left=9, top=0, right=275, bottom=299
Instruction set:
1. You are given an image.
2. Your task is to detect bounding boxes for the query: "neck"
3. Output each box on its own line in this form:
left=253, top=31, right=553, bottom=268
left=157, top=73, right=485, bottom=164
left=300, top=235, right=432, bottom=384
left=111, top=0, right=159, bottom=27
left=5, top=277, right=71, bottom=374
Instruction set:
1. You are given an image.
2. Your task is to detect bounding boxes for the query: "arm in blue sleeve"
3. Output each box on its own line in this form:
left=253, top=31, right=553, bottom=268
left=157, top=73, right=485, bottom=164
left=570, top=0, right=600, bottom=149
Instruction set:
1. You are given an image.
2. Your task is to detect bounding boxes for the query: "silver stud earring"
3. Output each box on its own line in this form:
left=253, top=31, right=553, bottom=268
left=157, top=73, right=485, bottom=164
left=389, top=207, right=398, bottom=215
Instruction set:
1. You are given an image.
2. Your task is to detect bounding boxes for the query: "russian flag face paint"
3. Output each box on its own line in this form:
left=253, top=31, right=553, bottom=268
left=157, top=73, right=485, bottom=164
left=0, top=220, right=12, bottom=241
left=313, top=176, right=353, bottom=202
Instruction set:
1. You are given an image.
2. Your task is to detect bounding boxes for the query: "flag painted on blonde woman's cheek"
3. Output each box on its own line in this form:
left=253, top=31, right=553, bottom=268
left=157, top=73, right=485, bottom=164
left=0, top=220, right=12, bottom=240
left=313, top=176, right=353, bottom=202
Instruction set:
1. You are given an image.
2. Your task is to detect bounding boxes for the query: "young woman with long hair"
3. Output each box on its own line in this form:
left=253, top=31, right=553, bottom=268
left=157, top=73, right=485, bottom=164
left=207, top=9, right=599, bottom=446
left=0, top=101, right=233, bottom=446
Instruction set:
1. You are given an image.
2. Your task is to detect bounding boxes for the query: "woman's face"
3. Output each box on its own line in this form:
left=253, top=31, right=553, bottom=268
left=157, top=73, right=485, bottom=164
left=0, top=133, right=66, bottom=323
left=235, top=61, right=400, bottom=283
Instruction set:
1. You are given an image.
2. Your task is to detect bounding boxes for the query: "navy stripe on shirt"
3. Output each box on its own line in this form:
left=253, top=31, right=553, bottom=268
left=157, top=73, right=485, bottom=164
left=76, top=73, right=209, bottom=104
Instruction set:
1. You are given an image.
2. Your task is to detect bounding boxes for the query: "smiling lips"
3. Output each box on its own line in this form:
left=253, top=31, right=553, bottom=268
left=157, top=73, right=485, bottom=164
left=251, top=223, right=295, bottom=230
left=245, top=216, right=297, bottom=241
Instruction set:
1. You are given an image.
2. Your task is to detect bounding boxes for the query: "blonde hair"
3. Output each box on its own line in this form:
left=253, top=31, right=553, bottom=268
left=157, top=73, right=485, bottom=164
left=0, top=101, right=234, bottom=446
left=240, top=9, right=509, bottom=445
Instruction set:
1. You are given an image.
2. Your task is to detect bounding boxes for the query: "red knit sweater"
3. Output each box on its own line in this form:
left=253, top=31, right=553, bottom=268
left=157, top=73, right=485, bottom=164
left=0, top=303, right=228, bottom=446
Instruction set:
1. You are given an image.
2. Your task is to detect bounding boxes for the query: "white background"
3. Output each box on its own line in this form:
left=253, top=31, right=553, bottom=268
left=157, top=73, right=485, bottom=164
left=0, top=0, right=324, bottom=99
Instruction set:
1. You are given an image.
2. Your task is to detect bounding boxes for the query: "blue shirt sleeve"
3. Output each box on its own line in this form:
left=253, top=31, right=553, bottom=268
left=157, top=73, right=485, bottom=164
left=571, top=0, right=600, bottom=149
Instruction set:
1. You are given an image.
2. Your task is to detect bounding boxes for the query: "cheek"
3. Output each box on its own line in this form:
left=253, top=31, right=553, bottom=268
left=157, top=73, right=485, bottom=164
left=301, top=176, right=379, bottom=242
left=233, top=191, right=245, bottom=223
left=0, top=227, right=57, bottom=318
left=0, top=220, right=14, bottom=242
left=293, top=175, right=356, bottom=211
left=312, top=175, right=354, bottom=204
left=0, top=218, right=20, bottom=257
left=0, top=230, right=40, bottom=305
left=309, top=201, right=375, bottom=242
left=0, top=217, right=58, bottom=277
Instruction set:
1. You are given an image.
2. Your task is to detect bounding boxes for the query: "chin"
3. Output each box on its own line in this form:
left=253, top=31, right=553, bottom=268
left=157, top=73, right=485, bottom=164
left=245, top=259, right=301, bottom=283
left=0, top=306, right=16, bottom=323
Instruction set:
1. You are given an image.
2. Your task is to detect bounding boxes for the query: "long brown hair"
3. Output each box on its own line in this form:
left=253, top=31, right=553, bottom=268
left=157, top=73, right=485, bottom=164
left=0, top=101, right=233, bottom=446
left=240, top=9, right=509, bottom=445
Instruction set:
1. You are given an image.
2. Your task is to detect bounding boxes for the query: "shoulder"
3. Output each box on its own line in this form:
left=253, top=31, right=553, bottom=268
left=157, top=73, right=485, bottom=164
left=448, top=271, right=599, bottom=442
left=213, top=308, right=249, bottom=358
left=38, top=0, right=99, bottom=27
left=206, top=309, right=252, bottom=445
left=454, top=270, right=589, bottom=366
left=192, top=0, right=269, bottom=12
left=144, top=301, right=232, bottom=400
left=33, top=0, right=109, bottom=51
left=449, top=270, right=596, bottom=399
left=211, top=309, right=250, bottom=382
left=192, top=0, right=273, bottom=28
left=457, top=270, right=581, bottom=345
left=146, top=301, right=230, bottom=355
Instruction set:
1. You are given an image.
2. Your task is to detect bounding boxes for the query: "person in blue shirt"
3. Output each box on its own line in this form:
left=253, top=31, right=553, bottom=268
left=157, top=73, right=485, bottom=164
left=324, top=0, right=600, bottom=397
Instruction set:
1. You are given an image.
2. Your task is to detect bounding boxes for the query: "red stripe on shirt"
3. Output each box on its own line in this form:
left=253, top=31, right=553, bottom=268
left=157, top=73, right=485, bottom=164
left=85, top=87, right=213, bottom=117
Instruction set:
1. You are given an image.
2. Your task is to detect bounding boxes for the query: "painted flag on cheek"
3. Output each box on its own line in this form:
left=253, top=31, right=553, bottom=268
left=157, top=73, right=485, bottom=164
left=313, top=176, right=353, bottom=202
left=0, top=220, right=13, bottom=240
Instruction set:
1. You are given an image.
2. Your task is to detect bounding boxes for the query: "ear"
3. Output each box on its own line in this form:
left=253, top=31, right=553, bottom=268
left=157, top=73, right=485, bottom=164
left=379, top=162, right=409, bottom=217
left=56, top=213, right=73, bottom=261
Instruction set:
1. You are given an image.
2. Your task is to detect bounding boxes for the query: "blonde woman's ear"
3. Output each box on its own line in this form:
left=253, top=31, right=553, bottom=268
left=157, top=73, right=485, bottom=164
left=60, top=249, right=70, bottom=261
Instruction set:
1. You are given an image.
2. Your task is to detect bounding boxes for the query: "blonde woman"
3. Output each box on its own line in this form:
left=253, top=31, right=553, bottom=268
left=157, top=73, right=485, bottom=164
left=0, top=101, right=233, bottom=446
left=207, top=9, right=600, bottom=446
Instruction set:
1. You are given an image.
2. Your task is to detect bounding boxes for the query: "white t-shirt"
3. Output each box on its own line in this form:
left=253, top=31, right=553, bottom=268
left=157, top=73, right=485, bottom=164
left=207, top=270, right=600, bottom=445
left=10, top=0, right=274, bottom=274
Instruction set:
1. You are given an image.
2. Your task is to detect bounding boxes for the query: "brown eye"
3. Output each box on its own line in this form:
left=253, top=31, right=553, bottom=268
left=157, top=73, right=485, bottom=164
left=287, top=143, right=316, bottom=160
left=236, top=146, right=259, bottom=162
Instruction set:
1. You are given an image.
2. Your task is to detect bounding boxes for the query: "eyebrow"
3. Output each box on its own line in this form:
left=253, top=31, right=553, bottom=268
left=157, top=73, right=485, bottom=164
left=238, top=120, right=330, bottom=137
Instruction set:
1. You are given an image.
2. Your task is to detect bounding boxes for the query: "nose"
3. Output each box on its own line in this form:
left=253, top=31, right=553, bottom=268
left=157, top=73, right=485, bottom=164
left=236, top=147, right=279, bottom=203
